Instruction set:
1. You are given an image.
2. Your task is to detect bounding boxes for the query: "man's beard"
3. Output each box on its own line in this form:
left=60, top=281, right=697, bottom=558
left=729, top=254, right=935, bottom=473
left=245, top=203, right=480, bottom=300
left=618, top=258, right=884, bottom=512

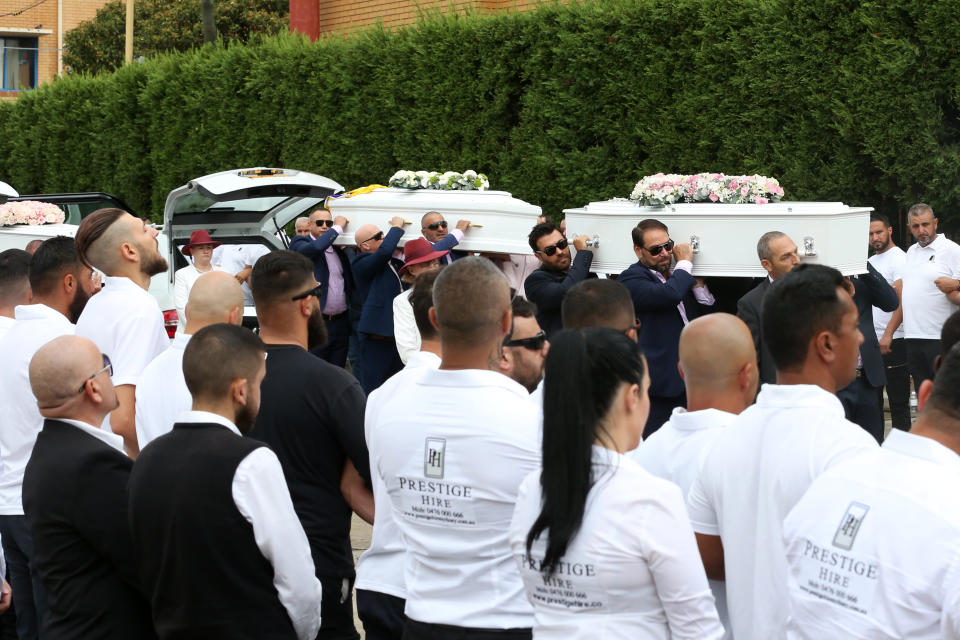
left=67, top=283, right=91, bottom=323
left=307, top=305, right=328, bottom=351
left=235, top=398, right=258, bottom=434
left=141, top=251, right=169, bottom=278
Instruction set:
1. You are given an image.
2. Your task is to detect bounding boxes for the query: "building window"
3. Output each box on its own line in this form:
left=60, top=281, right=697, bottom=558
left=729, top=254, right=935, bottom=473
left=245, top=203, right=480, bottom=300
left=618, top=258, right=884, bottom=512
left=1, top=37, right=37, bottom=91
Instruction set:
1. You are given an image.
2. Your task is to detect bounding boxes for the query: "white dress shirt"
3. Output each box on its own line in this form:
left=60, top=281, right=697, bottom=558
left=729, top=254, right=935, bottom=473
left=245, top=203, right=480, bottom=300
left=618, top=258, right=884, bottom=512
left=784, top=430, right=960, bottom=639
left=510, top=446, right=724, bottom=639
left=902, top=235, right=960, bottom=339
left=0, top=316, right=14, bottom=341
left=173, top=264, right=223, bottom=333
left=392, top=289, right=419, bottom=365
left=135, top=333, right=192, bottom=449
left=868, top=246, right=906, bottom=340
left=370, top=368, right=540, bottom=628
left=0, top=303, right=74, bottom=515
left=178, top=410, right=323, bottom=640
left=356, top=350, right=441, bottom=599
left=631, top=407, right=736, bottom=638
left=686, top=384, right=877, bottom=640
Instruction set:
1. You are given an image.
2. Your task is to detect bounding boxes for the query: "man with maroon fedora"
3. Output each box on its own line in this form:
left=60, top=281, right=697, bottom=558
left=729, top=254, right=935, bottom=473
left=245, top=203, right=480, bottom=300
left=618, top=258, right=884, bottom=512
left=394, top=238, right=448, bottom=364
left=175, top=230, right=222, bottom=334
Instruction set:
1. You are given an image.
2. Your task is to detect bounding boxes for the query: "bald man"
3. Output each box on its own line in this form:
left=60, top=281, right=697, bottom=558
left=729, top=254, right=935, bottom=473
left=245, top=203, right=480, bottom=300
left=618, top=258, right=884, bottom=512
left=74, top=208, right=169, bottom=456
left=136, top=271, right=244, bottom=449
left=631, top=313, right=759, bottom=639
left=22, top=336, right=156, bottom=639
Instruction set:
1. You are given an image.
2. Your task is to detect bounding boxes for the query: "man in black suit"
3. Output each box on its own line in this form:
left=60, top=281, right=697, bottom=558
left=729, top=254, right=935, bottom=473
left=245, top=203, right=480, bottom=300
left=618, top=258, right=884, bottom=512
left=837, top=263, right=899, bottom=442
left=619, top=219, right=717, bottom=436
left=22, top=335, right=155, bottom=640
left=523, top=221, right=594, bottom=338
left=737, top=231, right=801, bottom=385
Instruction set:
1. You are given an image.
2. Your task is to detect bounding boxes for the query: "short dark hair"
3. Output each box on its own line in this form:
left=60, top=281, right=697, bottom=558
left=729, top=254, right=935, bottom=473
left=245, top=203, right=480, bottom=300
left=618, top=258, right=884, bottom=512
left=870, top=213, right=891, bottom=227
left=0, top=249, right=31, bottom=304
left=762, top=264, right=848, bottom=372
left=942, top=310, right=960, bottom=355
left=756, top=231, right=788, bottom=262
left=183, top=323, right=265, bottom=400
left=928, top=343, right=960, bottom=419
left=528, top=221, right=561, bottom=252
left=409, top=270, right=440, bottom=340
left=250, top=250, right=311, bottom=307
left=562, top=279, right=634, bottom=330
left=74, top=207, right=126, bottom=269
left=631, top=219, right=668, bottom=249
left=503, top=297, right=538, bottom=345
left=29, top=237, right=84, bottom=297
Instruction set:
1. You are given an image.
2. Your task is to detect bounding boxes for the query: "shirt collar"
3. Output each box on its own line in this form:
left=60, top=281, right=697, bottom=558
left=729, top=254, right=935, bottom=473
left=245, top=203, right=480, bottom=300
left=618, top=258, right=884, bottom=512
left=102, top=275, right=148, bottom=293
left=591, top=444, right=626, bottom=467
left=754, top=383, right=845, bottom=417
left=13, top=303, right=71, bottom=323
left=57, top=418, right=125, bottom=452
left=883, top=429, right=960, bottom=469
left=667, top=407, right=737, bottom=432
left=176, top=410, right=241, bottom=436
left=416, top=368, right=531, bottom=399
left=407, top=350, right=441, bottom=370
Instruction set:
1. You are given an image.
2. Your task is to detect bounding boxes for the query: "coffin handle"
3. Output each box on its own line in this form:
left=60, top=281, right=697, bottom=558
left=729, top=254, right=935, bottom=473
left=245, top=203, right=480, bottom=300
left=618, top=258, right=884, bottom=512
left=802, top=236, right=817, bottom=257
left=583, top=234, right=600, bottom=249
left=689, top=234, right=700, bottom=254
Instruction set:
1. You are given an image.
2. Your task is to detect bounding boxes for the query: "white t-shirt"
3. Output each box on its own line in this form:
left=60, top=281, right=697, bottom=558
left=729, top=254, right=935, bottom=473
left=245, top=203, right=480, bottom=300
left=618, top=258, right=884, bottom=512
left=356, top=350, right=441, bottom=599
left=0, top=316, right=14, bottom=342
left=392, top=289, right=420, bottom=365
left=371, top=368, right=540, bottom=629
left=867, top=246, right=906, bottom=340
left=135, top=333, right=192, bottom=449
left=0, top=304, right=74, bottom=515
left=510, top=446, right=724, bottom=639
left=173, top=264, right=224, bottom=333
left=631, top=407, right=736, bottom=638
left=901, top=235, right=960, bottom=339
left=686, top=384, right=877, bottom=640
left=783, top=430, right=960, bottom=639
left=213, top=244, right=270, bottom=305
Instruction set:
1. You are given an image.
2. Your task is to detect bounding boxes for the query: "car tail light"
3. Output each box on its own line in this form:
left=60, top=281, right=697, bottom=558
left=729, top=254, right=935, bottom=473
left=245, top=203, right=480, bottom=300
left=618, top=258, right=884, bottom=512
left=162, top=310, right=179, bottom=339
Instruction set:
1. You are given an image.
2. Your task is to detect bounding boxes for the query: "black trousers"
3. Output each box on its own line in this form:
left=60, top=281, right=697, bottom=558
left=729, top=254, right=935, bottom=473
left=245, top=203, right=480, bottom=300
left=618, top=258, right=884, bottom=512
left=838, top=374, right=885, bottom=443
left=357, top=589, right=406, bottom=640
left=317, top=575, right=360, bottom=640
left=403, top=619, right=531, bottom=640
left=358, top=334, right=403, bottom=394
left=311, top=312, right=350, bottom=368
left=905, top=338, right=941, bottom=387
left=644, top=393, right=685, bottom=439
left=0, top=516, right=46, bottom=640
left=883, top=338, right=912, bottom=431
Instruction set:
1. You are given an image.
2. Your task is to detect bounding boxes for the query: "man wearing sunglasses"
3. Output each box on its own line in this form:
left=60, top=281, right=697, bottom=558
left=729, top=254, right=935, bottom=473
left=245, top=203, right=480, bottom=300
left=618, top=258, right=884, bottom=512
left=421, top=212, right=471, bottom=265
left=619, top=218, right=717, bottom=437
left=290, top=207, right=355, bottom=368
left=499, top=297, right=548, bottom=394
left=524, top=221, right=595, bottom=339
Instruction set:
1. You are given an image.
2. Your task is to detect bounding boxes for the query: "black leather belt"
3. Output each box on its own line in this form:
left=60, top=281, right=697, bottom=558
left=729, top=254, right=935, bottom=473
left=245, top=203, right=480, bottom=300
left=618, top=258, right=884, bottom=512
left=322, top=312, right=347, bottom=321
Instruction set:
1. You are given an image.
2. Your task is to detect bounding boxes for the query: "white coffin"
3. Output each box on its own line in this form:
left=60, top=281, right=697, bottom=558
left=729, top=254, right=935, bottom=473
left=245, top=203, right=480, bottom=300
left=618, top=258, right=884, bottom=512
left=327, top=188, right=541, bottom=255
left=563, top=200, right=872, bottom=277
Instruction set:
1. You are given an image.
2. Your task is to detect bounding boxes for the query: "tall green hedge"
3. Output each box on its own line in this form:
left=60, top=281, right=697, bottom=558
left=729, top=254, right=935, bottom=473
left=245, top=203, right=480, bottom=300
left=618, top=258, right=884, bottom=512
left=3, top=0, right=960, bottom=231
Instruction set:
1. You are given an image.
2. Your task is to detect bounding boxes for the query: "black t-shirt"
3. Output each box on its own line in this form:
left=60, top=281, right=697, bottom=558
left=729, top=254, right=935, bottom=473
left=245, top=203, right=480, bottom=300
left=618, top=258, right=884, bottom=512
left=249, top=344, right=370, bottom=578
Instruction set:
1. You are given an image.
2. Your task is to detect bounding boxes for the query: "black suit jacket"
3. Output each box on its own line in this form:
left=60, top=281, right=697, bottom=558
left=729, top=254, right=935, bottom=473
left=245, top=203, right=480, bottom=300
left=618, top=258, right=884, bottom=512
left=524, top=250, right=595, bottom=338
left=22, top=419, right=155, bottom=640
left=849, top=262, right=900, bottom=387
left=737, top=278, right=777, bottom=385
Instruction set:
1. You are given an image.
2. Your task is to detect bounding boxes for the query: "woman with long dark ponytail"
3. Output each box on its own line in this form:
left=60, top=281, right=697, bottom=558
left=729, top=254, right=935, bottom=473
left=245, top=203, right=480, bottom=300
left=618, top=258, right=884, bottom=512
left=509, top=328, right=723, bottom=638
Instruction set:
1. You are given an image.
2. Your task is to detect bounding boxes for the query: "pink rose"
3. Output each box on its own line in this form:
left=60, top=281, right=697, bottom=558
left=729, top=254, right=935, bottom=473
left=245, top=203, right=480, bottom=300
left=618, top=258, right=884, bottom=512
left=754, top=196, right=768, bottom=205
left=709, top=192, right=719, bottom=202
left=740, top=186, right=749, bottom=198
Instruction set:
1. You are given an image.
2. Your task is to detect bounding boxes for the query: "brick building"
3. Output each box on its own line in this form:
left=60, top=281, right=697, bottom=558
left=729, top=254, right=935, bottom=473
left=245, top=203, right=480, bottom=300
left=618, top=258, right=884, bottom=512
left=290, top=0, right=538, bottom=38
left=0, top=0, right=111, bottom=97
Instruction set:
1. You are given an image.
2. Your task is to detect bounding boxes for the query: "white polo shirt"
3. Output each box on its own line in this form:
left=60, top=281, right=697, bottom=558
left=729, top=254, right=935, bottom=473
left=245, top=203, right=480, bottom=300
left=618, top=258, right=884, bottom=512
left=631, top=407, right=736, bottom=639
left=510, top=446, right=724, bottom=639
left=783, top=430, right=960, bottom=639
left=0, top=303, right=74, bottom=515
left=902, top=235, right=960, bottom=339
left=686, top=384, right=877, bottom=639
left=370, top=368, right=540, bottom=629
left=356, top=350, right=441, bottom=599
left=868, top=246, right=906, bottom=340
left=135, top=332, right=192, bottom=449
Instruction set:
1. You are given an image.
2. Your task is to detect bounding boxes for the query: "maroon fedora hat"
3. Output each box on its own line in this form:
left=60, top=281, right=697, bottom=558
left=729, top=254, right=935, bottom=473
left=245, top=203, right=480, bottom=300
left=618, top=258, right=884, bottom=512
left=400, top=237, right=449, bottom=274
left=182, top=229, right=221, bottom=256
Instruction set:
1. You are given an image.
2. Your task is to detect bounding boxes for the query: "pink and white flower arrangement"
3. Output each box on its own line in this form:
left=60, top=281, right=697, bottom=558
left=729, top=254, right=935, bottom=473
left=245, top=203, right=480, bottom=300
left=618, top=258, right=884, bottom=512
left=630, top=173, right=784, bottom=206
left=389, top=170, right=490, bottom=191
left=0, top=201, right=66, bottom=226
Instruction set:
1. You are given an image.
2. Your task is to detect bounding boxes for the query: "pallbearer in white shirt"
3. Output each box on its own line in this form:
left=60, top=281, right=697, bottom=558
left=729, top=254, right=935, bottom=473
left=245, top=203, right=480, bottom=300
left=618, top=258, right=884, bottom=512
left=783, top=344, right=960, bottom=639
left=136, top=271, right=244, bottom=449
left=510, top=328, right=723, bottom=639
left=370, top=257, right=540, bottom=640
left=74, top=208, right=170, bottom=456
left=687, top=264, right=878, bottom=640
left=632, top=313, right=759, bottom=639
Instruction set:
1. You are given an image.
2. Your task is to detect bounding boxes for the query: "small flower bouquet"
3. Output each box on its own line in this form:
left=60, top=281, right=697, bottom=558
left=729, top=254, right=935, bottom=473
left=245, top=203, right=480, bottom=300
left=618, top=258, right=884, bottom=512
left=389, top=170, right=490, bottom=191
left=0, top=200, right=66, bottom=226
left=630, top=173, right=784, bottom=206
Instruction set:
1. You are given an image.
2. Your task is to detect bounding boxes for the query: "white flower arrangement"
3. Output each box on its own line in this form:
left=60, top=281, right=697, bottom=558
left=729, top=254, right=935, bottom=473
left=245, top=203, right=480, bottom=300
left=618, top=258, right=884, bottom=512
left=389, top=169, right=490, bottom=191
left=0, top=200, right=66, bottom=226
left=630, top=173, right=785, bottom=206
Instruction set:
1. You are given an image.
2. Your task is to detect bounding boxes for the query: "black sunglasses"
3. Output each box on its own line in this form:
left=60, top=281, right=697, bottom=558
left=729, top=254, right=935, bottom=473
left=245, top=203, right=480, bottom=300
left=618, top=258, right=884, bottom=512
left=360, top=231, right=384, bottom=245
left=78, top=354, right=113, bottom=393
left=644, top=239, right=675, bottom=256
left=504, top=330, right=547, bottom=351
left=425, top=221, right=448, bottom=231
left=292, top=283, right=323, bottom=301
left=315, top=219, right=334, bottom=228
left=536, top=238, right=568, bottom=257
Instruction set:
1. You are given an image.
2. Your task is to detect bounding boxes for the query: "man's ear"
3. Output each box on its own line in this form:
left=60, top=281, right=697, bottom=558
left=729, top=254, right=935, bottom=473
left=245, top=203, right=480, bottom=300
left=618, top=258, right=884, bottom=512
left=62, top=271, right=76, bottom=296
left=500, top=308, right=513, bottom=336
left=633, top=245, right=643, bottom=261
left=760, top=258, right=773, bottom=275
left=499, top=346, right=512, bottom=373
left=298, top=296, right=314, bottom=318
left=119, top=240, right=138, bottom=264
left=677, top=361, right=686, bottom=381
left=813, top=330, right=836, bottom=364
left=428, top=306, right=439, bottom=331
left=917, top=379, right=935, bottom=413
left=228, top=305, right=242, bottom=326
left=231, top=378, right=249, bottom=406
